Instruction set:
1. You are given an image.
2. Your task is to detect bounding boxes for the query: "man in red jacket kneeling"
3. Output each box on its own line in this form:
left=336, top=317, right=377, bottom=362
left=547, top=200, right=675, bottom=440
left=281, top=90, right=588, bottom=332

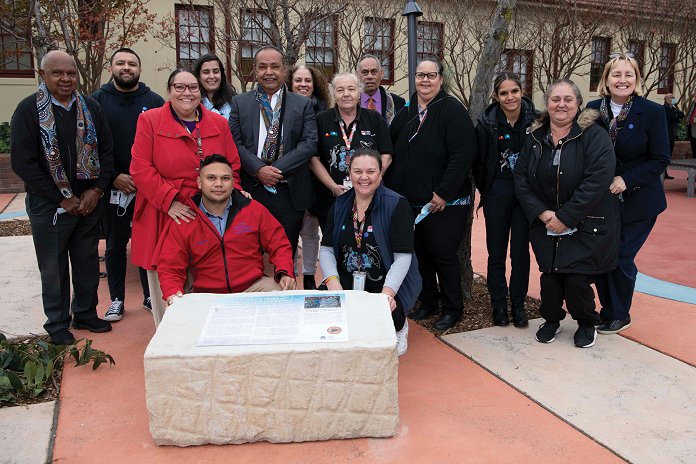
left=157, top=154, right=296, bottom=306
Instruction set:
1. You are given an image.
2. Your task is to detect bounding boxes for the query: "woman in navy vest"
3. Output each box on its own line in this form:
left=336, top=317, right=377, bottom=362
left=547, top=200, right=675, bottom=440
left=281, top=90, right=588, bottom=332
left=586, top=53, right=670, bottom=334
left=319, top=148, right=421, bottom=356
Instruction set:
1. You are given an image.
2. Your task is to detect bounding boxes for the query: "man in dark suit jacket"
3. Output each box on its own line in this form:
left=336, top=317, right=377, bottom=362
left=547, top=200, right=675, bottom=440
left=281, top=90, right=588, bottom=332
left=229, top=46, right=318, bottom=255
left=356, top=55, right=405, bottom=125
left=663, top=93, right=685, bottom=179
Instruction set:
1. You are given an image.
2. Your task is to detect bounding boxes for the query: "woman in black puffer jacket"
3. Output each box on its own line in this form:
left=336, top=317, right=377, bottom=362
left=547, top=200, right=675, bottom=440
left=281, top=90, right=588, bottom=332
left=474, top=73, right=537, bottom=328
left=515, top=79, right=620, bottom=349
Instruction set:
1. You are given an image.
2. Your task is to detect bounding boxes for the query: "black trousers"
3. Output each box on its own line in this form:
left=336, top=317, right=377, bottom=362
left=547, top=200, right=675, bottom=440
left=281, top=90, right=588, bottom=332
left=251, top=182, right=304, bottom=257
left=596, top=216, right=656, bottom=321
left=26, top=193, right=103, bottom=336
left=482, top=178, right=530, bottom=311
left=101, top=196, right=149, bottom=303
left=413, top=204, right=470, bottom=316
left=688, top=126, right=696, bottom=159
left=539, top=273, right=596, bottom=327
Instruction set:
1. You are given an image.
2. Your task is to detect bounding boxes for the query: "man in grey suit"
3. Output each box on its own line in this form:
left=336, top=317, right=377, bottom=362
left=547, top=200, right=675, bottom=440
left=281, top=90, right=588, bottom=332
left=229, top=45, right=318, bottom=255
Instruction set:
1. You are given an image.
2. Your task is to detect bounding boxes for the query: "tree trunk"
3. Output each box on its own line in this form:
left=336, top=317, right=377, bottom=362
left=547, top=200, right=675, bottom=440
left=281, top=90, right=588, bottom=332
left=459, top=0, right=516, bottom=302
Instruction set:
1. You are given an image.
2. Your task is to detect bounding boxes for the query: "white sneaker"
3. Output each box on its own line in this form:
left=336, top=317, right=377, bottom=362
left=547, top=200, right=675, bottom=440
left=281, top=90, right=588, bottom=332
left=104, top=298, right=124, bottom=321
left=396, top=320, right=409, bottom=356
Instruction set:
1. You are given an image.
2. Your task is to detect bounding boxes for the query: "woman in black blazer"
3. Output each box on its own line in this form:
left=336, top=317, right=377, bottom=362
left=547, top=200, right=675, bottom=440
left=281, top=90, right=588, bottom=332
left=386, top=57, right=477, bottom=331
left=586, top=53, right=670, bottom=335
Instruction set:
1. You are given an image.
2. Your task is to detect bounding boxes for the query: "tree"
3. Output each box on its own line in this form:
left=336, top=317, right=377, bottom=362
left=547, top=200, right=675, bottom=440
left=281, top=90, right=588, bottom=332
left=1, top=0, right=156, bottom=94
left=154, top=0, right=348, bottom=92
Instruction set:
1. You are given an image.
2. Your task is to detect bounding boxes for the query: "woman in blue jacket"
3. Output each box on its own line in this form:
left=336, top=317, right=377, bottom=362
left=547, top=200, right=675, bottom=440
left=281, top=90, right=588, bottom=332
left=586, top=53, right=670, bottom=334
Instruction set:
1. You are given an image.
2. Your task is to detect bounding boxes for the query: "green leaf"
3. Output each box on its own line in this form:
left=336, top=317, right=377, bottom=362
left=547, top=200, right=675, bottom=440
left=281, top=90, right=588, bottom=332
left=92, top=356, right=102, bottom=370
left=6, top=370, right=23, bottom=392
left=70, top=346, right=80, bottom=364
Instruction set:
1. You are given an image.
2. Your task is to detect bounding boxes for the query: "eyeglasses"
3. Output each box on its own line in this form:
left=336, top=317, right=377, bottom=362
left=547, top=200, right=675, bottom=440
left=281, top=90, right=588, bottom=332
left=415, top=72, right=440, bottom=81
left=170, top=83, right=200, bottom=93
left=609, top=52, right=635, bottom=60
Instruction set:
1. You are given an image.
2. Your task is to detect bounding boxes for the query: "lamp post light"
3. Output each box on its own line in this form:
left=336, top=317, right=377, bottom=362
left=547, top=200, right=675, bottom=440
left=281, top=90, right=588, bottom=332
left=402, top=0, right=423, bottom=99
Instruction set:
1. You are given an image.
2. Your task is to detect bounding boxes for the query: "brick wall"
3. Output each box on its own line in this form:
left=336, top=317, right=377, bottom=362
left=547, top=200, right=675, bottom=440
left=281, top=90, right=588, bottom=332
left=0, top=154, right=24, bottom=193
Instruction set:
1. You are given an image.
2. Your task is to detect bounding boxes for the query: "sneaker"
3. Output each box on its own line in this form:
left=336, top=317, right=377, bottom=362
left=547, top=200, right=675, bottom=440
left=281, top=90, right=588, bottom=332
left=535, top=321, right=561, bottom=343
left=597, top=318, right=631, bottom=334
left=104, top=299, right=124, bottom=321
left=143, top=297, right=152, bottom=311
left=574, top=326, right=597, bottom=348
left=396, top=320, right=409, bottom=356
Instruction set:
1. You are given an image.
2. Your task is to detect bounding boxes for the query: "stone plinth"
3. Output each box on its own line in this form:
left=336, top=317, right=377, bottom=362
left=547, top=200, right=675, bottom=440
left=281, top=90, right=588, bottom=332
left=144, top=291, right=398, bottom=446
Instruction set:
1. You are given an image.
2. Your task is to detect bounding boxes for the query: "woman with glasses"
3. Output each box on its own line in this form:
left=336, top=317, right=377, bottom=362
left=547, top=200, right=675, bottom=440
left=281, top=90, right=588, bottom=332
left=586, top=53, right=670, bottom=335
left=474, top=73, right=537, bottom=328
left=130, top=69, right=242, bottom=326
left=385, top=57, right=477, bottom=331
left=515, top=79, right=619, bottom=348
left=193, top=53, right=237, bottom=121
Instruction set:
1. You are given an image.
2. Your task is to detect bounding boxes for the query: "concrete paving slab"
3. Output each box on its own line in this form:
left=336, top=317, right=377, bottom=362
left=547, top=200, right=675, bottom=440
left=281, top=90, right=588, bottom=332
left=0, top=401, right=56, bottom=464
left=0, top=193, right=26, bottom=221
left=0, top=235, right=44, bottom=338
left=442, top=319, right=696, bottom=464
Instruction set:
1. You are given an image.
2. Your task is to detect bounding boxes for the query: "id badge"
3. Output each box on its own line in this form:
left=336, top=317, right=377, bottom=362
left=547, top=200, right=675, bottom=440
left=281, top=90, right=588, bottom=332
left=343, top=177, right=353, bottom=189
left=352, top=271, right=366, bottom=291
left=110, top=189, right=121, bottom=205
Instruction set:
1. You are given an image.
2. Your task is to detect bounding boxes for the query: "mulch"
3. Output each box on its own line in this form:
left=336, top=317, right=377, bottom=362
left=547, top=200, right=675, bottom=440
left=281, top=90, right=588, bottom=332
left=0, top=220, right=32, bottom=237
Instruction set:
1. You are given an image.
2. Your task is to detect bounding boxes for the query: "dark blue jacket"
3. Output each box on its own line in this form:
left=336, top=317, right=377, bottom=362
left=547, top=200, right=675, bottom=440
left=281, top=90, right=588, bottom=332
left=586, top=96, right=669, bottom=223
left=332, top=184, right=422, bottom=314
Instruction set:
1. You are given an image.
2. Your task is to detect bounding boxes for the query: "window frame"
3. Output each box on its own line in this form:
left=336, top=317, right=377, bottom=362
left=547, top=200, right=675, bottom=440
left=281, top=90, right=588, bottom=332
left=175, top=4, right=215, bottom=71
left=416, top=21, right=444, bottom=62
left=590, top=36, right=611, bottom=92
left=658, top=42, right=676, bottom=95
left=239, top=8, right=272, bottom=82
left=499, top=49, right=534, bottom=97
left=364, top=17, right=395, bottom=85
left=305, top=15, right=338, bottom=79
left=627, top=39, right=645, bottom=77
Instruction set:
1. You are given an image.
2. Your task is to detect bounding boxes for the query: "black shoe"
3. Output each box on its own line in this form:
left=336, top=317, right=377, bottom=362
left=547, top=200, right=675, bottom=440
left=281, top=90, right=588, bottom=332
left=50, top=328, right=75, bottom=345
left=303, top=274, right=317, bottom=290
left=535, top=321, right=561, bottom=343
left=574, top=326, right=597, bottom=348
left=433, top=313, right=461, bottom=331
left=512, top=307, right=528, bottom=328
left=492, top=307, right=509, bottom=326
left=597, top=318, right=631, bottom=334
left=664, top=173, right=675, bottom=180
left=410, top=303, right=439, bottom=321
left=72, top=315, right=112, bottom=333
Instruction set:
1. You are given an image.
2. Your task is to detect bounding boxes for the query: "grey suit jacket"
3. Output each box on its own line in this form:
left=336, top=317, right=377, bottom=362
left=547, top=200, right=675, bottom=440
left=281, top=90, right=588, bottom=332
left=229, top=89, right=318, bottom=211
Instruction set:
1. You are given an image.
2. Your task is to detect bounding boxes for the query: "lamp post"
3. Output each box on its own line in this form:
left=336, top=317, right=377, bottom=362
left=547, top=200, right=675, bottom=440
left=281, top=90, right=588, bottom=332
left=402, top=0, right=423, bottom=99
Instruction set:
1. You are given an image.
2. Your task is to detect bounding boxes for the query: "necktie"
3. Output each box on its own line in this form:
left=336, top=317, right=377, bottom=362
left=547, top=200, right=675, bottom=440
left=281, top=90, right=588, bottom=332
left=367, top=97, right=376, bottom=111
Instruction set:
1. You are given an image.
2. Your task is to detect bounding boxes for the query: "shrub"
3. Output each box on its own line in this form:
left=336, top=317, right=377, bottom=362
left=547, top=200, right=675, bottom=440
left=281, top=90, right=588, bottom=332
left=0, top=336, right=114, bottom=405
left=0, top=122, right=9, bottom=153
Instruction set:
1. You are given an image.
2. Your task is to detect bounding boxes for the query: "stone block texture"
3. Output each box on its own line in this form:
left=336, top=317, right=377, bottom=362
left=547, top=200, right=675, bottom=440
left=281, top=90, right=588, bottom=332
left=144, top=291, right=399, bottom=446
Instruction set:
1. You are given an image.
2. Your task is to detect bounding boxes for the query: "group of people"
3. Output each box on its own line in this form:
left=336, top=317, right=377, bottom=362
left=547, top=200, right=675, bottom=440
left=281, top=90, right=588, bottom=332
left=10, top=45, right=672, bottom=352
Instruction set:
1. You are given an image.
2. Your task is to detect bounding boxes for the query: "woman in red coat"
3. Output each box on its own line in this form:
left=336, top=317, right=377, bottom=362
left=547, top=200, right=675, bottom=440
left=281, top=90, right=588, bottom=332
left=130, top=69, right=241, bottom=326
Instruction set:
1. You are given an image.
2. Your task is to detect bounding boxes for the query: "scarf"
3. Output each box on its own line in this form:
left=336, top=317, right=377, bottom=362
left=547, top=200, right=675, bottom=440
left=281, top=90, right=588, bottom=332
left=255, top=84, right=285, bottom=164
left=599, top=95, right=633, bottom=145
left=37, top=82, right=99, bottom=199
left=384, top=90, right=396, bottom=124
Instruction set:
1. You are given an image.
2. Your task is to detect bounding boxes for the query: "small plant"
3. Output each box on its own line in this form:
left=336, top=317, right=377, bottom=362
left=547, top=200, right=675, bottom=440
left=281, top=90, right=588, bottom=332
left=0, top=336, right=114, bottom=405
left=0, top=122, right=9, bottom=153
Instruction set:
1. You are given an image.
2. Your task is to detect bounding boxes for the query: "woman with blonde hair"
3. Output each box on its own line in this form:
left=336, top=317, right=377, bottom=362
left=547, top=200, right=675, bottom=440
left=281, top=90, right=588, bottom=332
left=586, top=53, right=670, bottom=335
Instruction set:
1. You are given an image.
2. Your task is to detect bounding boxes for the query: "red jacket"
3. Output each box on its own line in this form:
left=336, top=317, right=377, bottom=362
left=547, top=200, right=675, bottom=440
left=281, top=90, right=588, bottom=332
left=157, top=191, right=294, bottom=298
left=130, top=102, right=241, bottom=269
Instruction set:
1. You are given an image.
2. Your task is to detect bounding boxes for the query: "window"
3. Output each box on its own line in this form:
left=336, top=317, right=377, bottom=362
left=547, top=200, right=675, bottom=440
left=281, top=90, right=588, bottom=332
left=175, top=4, right=214, bottom=70
left=364, top=17, right=395, bottom=84
left=627, top=39, right=645, bottom=76
left=590, top=36, right=611, bottom=91
left=658, top=43, right=676, bottom=94
left=0, top=32, right=33, bottom=77
left=498, top=49, right=533, bottom=96
left=240, top=9, right=271, bottom=79
left=305, top=16, right=337, bottom=78
left=416, top=21, right=443, bottom=61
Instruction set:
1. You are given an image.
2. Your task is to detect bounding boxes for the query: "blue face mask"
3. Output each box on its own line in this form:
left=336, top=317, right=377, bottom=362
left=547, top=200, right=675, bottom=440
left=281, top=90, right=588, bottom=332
left=414, top=203, right=432, bottom=225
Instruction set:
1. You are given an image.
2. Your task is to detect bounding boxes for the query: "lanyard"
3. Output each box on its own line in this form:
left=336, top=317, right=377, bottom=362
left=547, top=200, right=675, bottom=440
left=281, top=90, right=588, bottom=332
left=178, top=110, right=204, bottom=167
left=339, top=119, right=358, bottom=151
left=352, top=202, right=367, bottom=270
left=409, top=107, right=428, bottom=142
